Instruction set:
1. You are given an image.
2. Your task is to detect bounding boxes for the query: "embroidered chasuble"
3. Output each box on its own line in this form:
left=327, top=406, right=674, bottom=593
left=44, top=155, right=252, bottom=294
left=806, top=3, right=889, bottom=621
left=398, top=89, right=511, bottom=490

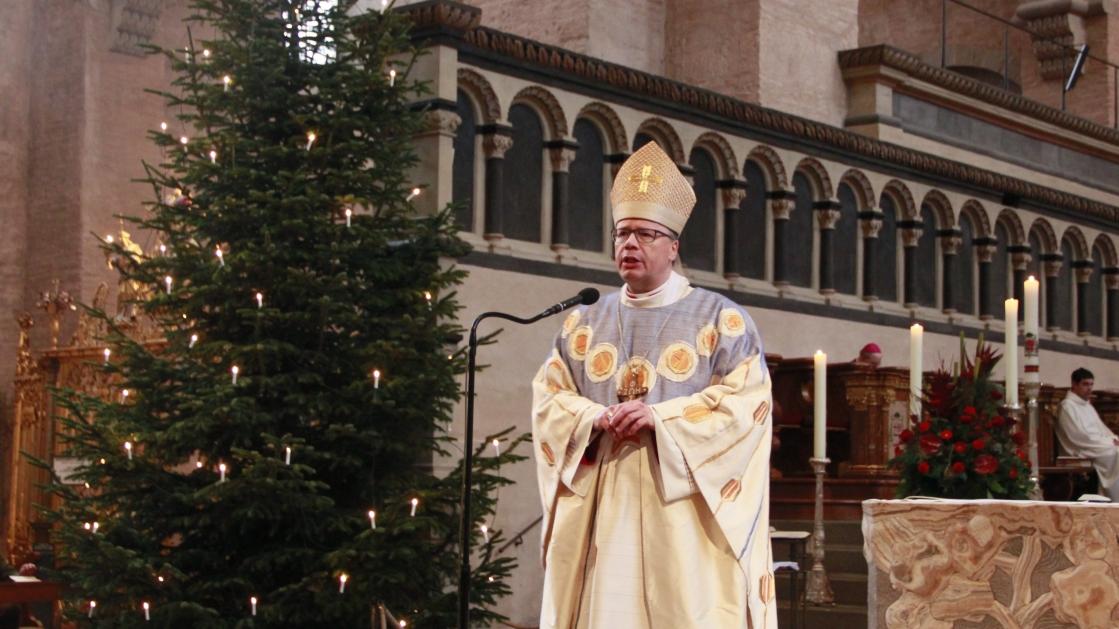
left=532, top=272, right=776, bottom=629
left=1057, top=391, right=1119, bottom=500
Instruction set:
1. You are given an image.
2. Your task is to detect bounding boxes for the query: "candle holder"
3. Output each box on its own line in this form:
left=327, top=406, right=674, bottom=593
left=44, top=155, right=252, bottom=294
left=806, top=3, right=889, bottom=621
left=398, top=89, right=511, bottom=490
left=1024, top=382, right=1042, bottom=500
left=806, top=457, right=834, bottom=605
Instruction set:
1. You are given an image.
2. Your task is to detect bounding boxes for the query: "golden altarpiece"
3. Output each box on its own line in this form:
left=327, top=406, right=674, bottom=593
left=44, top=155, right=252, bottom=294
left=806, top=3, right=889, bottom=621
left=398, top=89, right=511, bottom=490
left=2, top=273, right=164, bottom=565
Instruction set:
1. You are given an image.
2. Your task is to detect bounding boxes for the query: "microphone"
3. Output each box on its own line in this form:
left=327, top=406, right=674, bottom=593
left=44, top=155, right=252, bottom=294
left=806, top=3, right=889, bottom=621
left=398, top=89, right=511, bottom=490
left=537, top=287, right=600, bottom=319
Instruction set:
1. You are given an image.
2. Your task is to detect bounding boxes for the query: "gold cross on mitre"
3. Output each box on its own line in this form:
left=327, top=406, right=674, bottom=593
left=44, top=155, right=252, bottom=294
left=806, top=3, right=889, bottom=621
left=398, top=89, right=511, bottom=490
left=628, top=165, right=662, bottom=193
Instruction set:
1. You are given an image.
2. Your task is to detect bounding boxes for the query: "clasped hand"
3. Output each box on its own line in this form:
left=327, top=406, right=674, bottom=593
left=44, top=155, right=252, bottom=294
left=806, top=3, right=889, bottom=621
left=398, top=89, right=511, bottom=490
left=595, top=400, right=654, bottom=439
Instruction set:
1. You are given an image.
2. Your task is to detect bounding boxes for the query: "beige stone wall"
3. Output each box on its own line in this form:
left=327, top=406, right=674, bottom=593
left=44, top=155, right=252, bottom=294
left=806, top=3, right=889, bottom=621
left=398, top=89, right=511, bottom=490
left=665, top=0, right=759, bottom=104
left=0, top=1, right=33, bottom=403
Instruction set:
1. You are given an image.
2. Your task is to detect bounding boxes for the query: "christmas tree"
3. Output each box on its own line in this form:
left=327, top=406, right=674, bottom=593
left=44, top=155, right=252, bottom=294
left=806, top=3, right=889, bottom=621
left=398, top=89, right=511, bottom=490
left=891, top=336, right=1035, bottom=500
left=40, top=1, right=523, bottom=626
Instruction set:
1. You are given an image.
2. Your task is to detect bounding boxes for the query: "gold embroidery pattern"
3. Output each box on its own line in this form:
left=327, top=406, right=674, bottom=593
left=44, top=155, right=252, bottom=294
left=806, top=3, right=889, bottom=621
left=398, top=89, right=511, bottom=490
left=720, top=479, right=742, bottom=502
left=585, top=343, right=618, bottom=383
left=561, top=309, right=581, bottom=338
left=683, top=404, right=713, bottom=423
left=718, top=308, right=747, bottom=338
left=546, top=358, right=575, bottom=394
left=697, top=323, right=718, bottom=357
left=540, top=442, right=556, bottom=466
left=656, top=341, right=698, bottom=383
left=753, top=400, right=770, bottom=425
left=568, top=326, right=592, bottom=360
left=613, top=357, right=656, bottom=398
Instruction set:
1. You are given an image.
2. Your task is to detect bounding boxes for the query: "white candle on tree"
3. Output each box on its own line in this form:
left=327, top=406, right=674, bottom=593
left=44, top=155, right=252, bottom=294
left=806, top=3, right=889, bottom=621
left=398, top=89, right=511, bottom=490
left=142, top=602, right=150, bottom=622
left=124, top=441, right=133, bottom=461
left=338, top=573, right=348, bottom=594
left=813, top=350, right=826, bottom=460
left=219, top=462, right=227, bottom=483
left=1005, top=299, right=1019, bottom=406
left=910, top=324, right=923, bottom=420
left=88, top=601, right=96, bottom=618
left=410, top=497, right=418, bottom=517
left=250, top=596, right=257, bottom=616
left=285, top=446, right=292, bottom=465
left=368, top=509, right=376, bottom=529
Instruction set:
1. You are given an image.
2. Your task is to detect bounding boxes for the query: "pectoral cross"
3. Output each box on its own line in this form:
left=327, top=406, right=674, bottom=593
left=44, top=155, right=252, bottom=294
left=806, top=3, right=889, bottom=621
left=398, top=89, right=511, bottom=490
left=617, top=365, right=648, bottom=402
left=628, top=165, right=662, bottom=193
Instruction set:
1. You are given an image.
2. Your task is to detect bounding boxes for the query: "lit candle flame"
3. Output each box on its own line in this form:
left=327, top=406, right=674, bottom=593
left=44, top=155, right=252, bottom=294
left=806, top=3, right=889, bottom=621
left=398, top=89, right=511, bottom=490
left=407, top=187, right=421, bottom=201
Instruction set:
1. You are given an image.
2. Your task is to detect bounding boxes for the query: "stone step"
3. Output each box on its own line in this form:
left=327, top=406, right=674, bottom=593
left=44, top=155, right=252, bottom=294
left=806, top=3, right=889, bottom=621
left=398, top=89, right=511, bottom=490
left=824, top=542, right=868, bottom=575
left=827, top=572, right=868, bottom=606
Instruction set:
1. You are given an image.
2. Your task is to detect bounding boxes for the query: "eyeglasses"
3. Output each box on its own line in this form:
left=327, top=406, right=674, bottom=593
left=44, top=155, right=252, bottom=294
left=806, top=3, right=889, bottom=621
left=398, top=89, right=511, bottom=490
left=611, top=227, right=675, bottom=245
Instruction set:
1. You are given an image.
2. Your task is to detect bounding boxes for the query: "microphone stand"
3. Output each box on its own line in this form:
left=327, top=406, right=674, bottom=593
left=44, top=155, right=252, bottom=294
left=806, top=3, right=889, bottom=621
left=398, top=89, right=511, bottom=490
left=458, top=307, right=558, bottom=629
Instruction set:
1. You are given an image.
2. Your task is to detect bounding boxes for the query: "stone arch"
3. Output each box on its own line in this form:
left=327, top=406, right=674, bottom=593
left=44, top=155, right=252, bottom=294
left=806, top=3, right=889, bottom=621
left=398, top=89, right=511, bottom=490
left=1028, top=218, right=1059, bottom=254
left=510, top=86, right=568, bottom=140
left=995, top=209, right=1026, bottom=246
left=576, top=102, right=628, bottom=154
left=633, top=118, right=686, bottom=163
left=920, top=189, right=954, bottom=229
left=744, top=145, right=789, bottom=191
left=691, top=132, right=739, bottom=180
left=792, top=157, right=834, bottom=200
left=1092, top=233, right=1119, bottom=268
left=837, top=169, right=875, bottom=210
left=1061, top=226, right=1091, bottom=262
left=880, top=180, right=917, bottom=219
left=456, top=68, right=501, bottom=124
left=958, top=200, right=992, bottom=238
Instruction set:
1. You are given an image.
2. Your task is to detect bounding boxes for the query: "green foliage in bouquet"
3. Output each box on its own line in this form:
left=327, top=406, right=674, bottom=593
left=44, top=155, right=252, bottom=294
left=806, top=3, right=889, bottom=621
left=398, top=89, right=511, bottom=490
left=891, top=335, right=1035, bottom=499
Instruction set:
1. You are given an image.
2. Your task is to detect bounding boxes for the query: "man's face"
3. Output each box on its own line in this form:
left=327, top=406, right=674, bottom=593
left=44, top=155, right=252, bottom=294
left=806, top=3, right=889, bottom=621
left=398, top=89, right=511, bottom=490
left=1072, top=378, right=1094, bottom=401
left=613, top=218, right=679, bottom=293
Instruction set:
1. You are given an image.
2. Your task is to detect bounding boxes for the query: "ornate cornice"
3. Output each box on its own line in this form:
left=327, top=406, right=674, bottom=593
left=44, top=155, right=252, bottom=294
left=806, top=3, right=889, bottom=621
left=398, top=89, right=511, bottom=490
left=838, top=44, right=1119, bottom=147
left=399, top=0, right=481, bottom=39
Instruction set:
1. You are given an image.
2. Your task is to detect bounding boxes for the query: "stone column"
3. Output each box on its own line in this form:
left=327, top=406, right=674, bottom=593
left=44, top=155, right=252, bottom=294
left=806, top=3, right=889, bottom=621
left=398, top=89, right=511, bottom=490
left=815, top=200, right=841, bottom=294
left=413, top=105, right=462, bottom=216
left=1104, top=268, right=1119, bottom=341
left=770, top=194, right=794, bottom=287
left=1009, top=246, right=1032, bottom=320
left=1042, top=254, right=1063, bottom=331
left=719, top=181, right=747, bottom=280
left=1074, top=261, right=1093, bottom=336
left=545, top=139, right=578, bottom=253
left=859, top=209, right=884, bottom=301
left=480, top=125, right=513, bottom=241
left=940, top=229, right=962, bottom=314
left=974, top=238, right=997, bottom=320
left=899, top=221, right=922, bottom=308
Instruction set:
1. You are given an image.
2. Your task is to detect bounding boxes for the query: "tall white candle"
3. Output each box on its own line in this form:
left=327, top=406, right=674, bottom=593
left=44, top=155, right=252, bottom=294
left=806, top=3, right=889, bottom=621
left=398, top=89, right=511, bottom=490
left=910, top=324, right=923, bottom=420
left=1005, top=298, right=1019, bottom=406
left=1024, top=276, right=1039, bottom=338
left=813, top=350, right=826, bottom=460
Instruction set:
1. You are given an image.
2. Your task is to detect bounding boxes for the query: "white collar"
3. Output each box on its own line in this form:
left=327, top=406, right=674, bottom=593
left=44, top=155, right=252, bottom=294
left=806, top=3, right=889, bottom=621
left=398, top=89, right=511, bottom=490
left=621, top=271, right=692, bottom=308
left=1065, top=390, right=1091, bottom=406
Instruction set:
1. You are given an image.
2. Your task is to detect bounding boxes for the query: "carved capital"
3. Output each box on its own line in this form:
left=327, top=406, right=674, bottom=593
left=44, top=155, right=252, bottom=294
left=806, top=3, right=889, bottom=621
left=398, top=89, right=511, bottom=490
left=421, top=110, right=462, bottom=137
left=1011, top=251, right=1032, bottom=271
left=1044, top=259, right=1063, bottom=277
left=1075, top=265, right=1093, bottom=284
left=816, top=208, right=841, bottom=230
left=899, top=227, right=922, bottom=248
left=975, top=243, right=997, bottom=263
left=940, top=233, right=962, bottom=256
left=548, top=146, right=577, bottom=172
left=770, top=197, right=793, bottom=221
left=1105, top=270, right=1119, bottom=291
left=721, top=187, right=747, bottom=208
left=860, top=218, right=884, bottom=239
left=482, top=133, right=513, bottom=159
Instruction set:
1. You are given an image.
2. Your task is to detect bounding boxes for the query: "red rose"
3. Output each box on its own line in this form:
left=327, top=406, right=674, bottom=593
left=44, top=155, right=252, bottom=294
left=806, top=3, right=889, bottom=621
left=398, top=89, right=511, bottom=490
left=919, top=434, right=942, bottom=455
left=1017, top=449, right=1028, bottom=461
left=953, top=442, right=967, bottom=454
left=974, top=454, right=998, bottom=475
left=971, top=439, right=985, bottom=451
left=1009, top=467, right=1018, bottom=479
left=962, top=406, right=977, bottom=417
left=894, top=446, right=903, bottom=457
left=918, top=421, right=932, bottom=433
left=1012, top=431, right=1027, bottom=446
left=991, top=390, right=1003, bottom=400
left=899, top=429, right=914, bottom=444
left=917, top=461, right=931, bottom=474
left=989, top=416, right=1006, bottom=428
left=939, top=429, right=953, bottom=441
left=951, top=461, right=965, bottom=474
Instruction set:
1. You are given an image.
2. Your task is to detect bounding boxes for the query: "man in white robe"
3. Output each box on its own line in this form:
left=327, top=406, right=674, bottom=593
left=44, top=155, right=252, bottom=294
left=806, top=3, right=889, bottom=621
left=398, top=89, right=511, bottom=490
left=531, top=142, right=776, bottom=629
left=1055, top=367, right=1119, bottom=501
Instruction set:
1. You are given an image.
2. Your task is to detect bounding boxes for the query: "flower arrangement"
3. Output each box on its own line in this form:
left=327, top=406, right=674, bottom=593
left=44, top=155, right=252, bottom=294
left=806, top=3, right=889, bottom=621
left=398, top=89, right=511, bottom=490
left=891, top=335, right=1035, bottom=499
